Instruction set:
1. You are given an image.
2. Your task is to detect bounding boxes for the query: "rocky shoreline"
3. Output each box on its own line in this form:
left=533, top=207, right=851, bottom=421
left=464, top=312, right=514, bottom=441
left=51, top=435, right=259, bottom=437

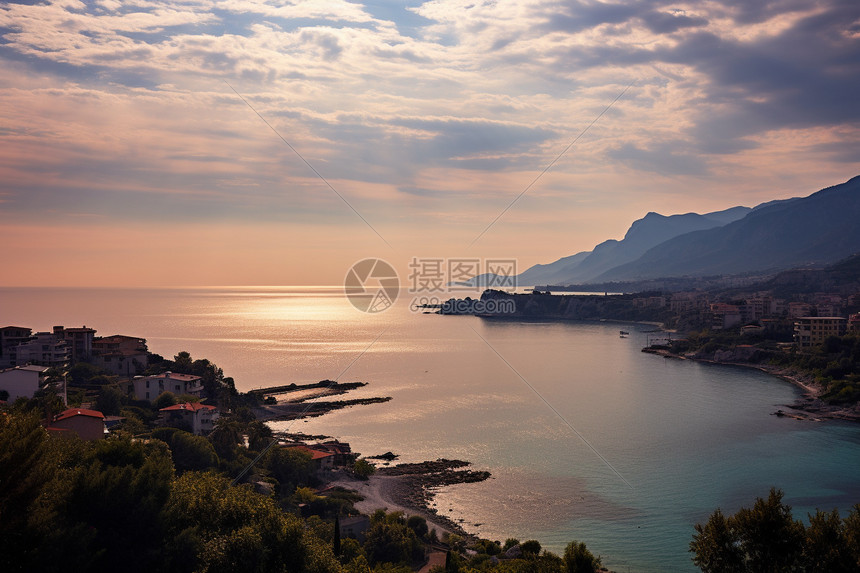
left=329, top=459, right=492, bottom=539
left=642, top=347, right=860, bottom=423
left=377, top=459, right=491, bottom=524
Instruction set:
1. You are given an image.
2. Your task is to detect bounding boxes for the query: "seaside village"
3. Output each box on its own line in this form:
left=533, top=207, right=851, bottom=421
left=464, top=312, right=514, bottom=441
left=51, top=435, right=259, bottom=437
left=3, top=289, right=860, bottom=425
left=0, top=325, right=362, bottom=511
left=633, top=291, right=860, bottom=344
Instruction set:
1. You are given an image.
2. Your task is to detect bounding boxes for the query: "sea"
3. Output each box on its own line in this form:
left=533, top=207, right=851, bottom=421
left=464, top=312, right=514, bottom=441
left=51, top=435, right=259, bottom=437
left=3, top=286, right=859, bottom=572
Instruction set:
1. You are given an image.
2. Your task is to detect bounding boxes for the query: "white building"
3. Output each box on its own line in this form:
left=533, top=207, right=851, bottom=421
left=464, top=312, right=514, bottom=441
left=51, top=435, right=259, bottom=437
left=129, top=372, right=204, bottom=402
left=159, top=402, right=219, bottom=434
left=0, top=365, right=49, bottom=401
left=11, top=332, right=70, bottom=367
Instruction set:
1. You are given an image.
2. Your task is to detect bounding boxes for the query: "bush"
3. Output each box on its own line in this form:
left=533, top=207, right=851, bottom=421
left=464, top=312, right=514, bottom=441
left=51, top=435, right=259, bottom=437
left=563, top=540, right=601, bottom=573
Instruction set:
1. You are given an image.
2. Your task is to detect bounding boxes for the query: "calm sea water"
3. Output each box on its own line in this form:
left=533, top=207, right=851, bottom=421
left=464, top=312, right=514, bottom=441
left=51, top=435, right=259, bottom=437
left=3, top=286, right=859, bottom=572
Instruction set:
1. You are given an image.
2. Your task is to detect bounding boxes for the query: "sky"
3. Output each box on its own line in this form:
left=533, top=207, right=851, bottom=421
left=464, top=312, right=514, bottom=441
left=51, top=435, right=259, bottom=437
left=1, top=0, right=858, bottom=287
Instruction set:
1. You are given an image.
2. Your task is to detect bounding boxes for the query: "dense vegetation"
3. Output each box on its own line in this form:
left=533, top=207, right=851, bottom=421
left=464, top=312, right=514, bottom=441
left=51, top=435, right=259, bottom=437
left=691, top=489, right=860, bottom=572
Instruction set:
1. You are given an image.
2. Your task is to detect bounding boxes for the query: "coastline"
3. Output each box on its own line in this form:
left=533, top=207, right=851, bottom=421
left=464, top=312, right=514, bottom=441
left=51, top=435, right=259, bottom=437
left=642, top=348, right=860, bottom=423
left=326, top=460, right=491, bottom=539
left=256, top=382, right=491, bottom=537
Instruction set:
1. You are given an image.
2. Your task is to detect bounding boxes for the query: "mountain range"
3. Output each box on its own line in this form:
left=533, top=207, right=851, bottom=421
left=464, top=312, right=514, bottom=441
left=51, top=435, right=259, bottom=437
left=469, top=175, right=860, bottom=287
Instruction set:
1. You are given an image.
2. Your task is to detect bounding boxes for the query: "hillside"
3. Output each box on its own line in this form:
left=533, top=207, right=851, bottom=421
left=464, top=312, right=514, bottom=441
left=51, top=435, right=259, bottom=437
left=597, top=176, right=860, bottom=282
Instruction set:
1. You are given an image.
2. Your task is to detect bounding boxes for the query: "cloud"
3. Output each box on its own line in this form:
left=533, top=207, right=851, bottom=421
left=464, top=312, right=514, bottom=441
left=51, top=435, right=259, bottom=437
left=0, top=0, right=857, bottom=271
left=608, top=142, right=710, bottom=176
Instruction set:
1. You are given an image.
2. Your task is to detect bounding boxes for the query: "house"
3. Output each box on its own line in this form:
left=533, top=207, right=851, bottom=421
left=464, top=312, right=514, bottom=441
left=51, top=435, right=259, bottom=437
left=285, top=444, right=336, bottom=473
left=48, top=408, right=106, bottom=441
left=794, top=317, right=847, bottom=348
left=0, top=365, right=49, bottom=401
left=92, top=335, right=148, bottom=377
left=849, top=313, right=860, bottom=332
left=339, top=515, right=370, bottom=543
left=129, top=372, right=204, bottom=402
left=159, top=402, right=218, bottom=435
left=313, top=440, right=355, bottom=466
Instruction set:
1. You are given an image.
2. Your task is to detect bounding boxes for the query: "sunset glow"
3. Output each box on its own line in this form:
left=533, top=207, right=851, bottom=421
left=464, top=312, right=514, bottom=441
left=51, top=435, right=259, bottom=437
left=1, top=0, right=858, bottom=286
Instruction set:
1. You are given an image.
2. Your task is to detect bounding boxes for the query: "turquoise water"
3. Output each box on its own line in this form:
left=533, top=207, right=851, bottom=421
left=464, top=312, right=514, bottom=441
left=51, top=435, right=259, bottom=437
left=3, top=286, right=859, bottom=571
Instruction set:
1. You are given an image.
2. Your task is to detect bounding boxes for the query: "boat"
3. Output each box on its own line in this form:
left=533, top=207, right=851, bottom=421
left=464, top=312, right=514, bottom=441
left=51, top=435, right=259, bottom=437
left=619, top=330, right=629, bottom=336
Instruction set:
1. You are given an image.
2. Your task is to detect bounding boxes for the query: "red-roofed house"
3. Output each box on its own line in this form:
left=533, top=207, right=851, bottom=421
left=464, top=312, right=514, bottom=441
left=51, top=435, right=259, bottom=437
left=130, top=372, right=204, bottom=402
left=284, top=444, right=336, bottom=473
left=48, top=408, right=106, bottom=441
left=159, top=402, right=219, bottom=435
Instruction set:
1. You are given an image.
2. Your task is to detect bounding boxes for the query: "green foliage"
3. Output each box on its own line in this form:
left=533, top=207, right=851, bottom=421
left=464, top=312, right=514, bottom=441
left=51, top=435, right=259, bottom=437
left=520, top=539, right=542, bottom=557
left=68, top=362, right=104, bottom=385
left=246, top=419, right=273, bottom=451
left=0, top=412, right=53, bottom=561
left=95, top=385, right=126, bottom=416
left=804, top=508, right=855, bottom=571
left=29, top=437, right=175, bottom=572
left=354, top=458, right=376, bottom=479
left=690, top=508, right=744, bottom=573
left=164, top=471, right=342, bottom=573
left=563, top=540, right=602, bottom=573
left=266, top=446, right=312, bottom=493
left=406, top=515, right=429, bottom=539
left=169, top=431, right=219, bottom=474
left=691, top=489, right=860, bottom=572
left=363, top=511, right=423, bottom=566
left=154, top=391, right=178, bottom=410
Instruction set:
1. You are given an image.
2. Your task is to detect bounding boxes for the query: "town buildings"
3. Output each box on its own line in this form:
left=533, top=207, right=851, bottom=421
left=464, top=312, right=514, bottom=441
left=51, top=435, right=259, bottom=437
left=92, top=335, right=148, bottom=377
left=0, top=364, right=49, bottom=401
left=128, top=372, right=204, bottom=402
left=159, top=401, right=219, bottom=435
left=793, top=317, right=848, bottom=348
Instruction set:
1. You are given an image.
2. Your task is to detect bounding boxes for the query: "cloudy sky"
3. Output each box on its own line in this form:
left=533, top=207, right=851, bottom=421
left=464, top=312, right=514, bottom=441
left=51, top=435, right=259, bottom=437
left=1, top=0, right=858, bottom=286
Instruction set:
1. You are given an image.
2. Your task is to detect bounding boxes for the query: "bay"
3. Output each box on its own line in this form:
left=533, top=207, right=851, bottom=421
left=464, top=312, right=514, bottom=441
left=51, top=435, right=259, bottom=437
left=2, top=286, right=859, bottom=572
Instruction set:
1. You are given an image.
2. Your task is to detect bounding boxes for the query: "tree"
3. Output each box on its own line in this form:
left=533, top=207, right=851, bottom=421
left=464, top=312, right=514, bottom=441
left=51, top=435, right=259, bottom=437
left=169, top=431, right=219, bottom=474
left=0, top=412, right=53, bottom=567
left=690, top=508, right=744, bottom=573
left=265, top=447, right=312, bottom=492
left=520, top=539, right=542, bottom=558
left=163, top=472, right=341, bottom=573
left=406, top=515, right=428, bottom=539
left=732, top=488, right=804, bottom=571
left=691, top=489, right=842, bottom=573
left=804, top=508, right=854, bottom=571
left=95, top=386, right=126, bottom=416
left=172, top=351, right=193, bottom=374
left=334, top=515, right=342, bottom=556
left=353, top=458, right=375, bottom=479
left=154, top=391, right=178, bottom=410
left=29, top=437, right=175, bottom=573
left=364, top=512, right=421, bottom=565
left=563, top=540, right=601, bottom=573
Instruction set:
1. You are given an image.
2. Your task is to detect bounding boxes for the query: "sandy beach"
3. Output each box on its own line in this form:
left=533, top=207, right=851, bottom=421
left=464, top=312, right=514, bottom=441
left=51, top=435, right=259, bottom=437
left=327, top=473, right=460, bottom=538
